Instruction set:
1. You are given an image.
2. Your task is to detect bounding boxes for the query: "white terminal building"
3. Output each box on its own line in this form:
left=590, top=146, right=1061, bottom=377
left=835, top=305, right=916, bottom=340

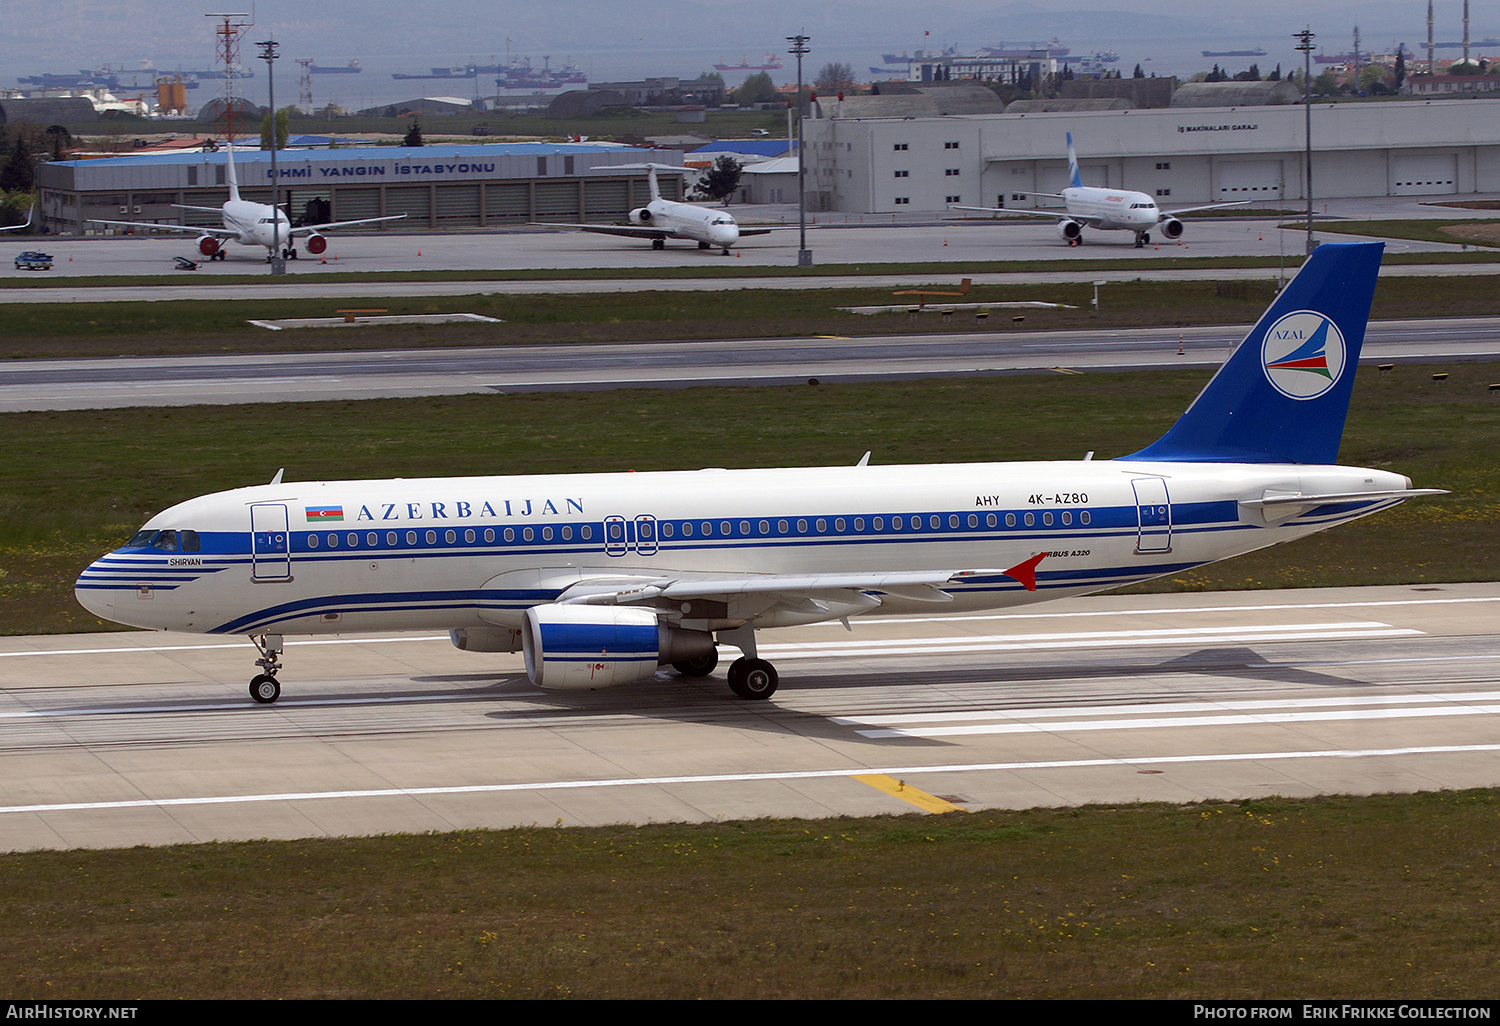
left=800, top=98, right=1500, bottom=213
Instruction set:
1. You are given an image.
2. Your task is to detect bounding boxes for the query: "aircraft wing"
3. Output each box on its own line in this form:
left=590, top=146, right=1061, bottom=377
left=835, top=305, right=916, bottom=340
left=87, top=218, right=238, bottom=239
left=555, top=556, right=1050, bottom=623
left=292, top=214, right=407, bottom=235
left=734, top=225, right=814, bottom=237
left=1160, top=201, right=1250, bottom=218
left=1, top=206, right=35, bottom=232
left=532, top=223, right=676, bottom=240
left=948, top=204, right=1100, bottom=227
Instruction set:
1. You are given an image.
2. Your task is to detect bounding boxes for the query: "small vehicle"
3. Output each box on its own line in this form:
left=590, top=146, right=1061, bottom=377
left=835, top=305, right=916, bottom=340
left=173, top=255, right=199, bottom=270
left=14, top=250, right=53, bottom=271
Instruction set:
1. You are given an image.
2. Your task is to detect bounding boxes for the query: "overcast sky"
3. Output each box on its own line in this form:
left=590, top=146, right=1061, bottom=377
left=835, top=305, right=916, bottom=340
left=4, top=1, right=1490, bottom=96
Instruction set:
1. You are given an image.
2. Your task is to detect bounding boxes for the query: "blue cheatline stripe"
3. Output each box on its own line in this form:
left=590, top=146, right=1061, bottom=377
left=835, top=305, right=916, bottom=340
left=203, top=553, right=1215, bottom=634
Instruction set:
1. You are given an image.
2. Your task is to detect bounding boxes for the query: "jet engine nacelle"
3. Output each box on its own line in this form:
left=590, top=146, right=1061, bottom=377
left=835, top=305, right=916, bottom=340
left=1056, top=220, right=1082, bottom=242
left=1159, top=217, right=1184, bottom=240
left=197, top=235, right=222, bottom=257
left=521, top=603, right=714, bottom=690
left=304, top=233, right=328, bottom=255
left=631, top=207, right=653, bottom=224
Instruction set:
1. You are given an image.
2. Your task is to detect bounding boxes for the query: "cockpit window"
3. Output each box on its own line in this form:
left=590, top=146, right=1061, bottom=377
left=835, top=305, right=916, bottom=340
left=126, top=530, right=155, bottom=548
left=181, top=530, right=200, bottom=552
left=150, top=530, right=178, bottom=551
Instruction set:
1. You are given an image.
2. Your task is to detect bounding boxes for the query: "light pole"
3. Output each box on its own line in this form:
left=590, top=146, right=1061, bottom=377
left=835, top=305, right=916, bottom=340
left=787, top=32, right=811, bottom=267
left=1294, top=27, right=1316, bottom=255
left=257, top=38, right=285, bottom=274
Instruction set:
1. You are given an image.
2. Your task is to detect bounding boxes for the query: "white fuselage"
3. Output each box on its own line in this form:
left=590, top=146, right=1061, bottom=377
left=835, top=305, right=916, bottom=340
left=75, top=459, right=1411, bottom=639
left=222, top=198, right=293, bottom=251
left=643, top=198, right=741, bottom=249
left=1061, top=186, right=1162, bottom=232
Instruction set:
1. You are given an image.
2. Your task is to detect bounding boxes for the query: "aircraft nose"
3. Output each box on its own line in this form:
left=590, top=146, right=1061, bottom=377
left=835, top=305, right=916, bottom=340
left=74, top=559, right=116, bottom=620
left=711, top=224, right=739, bottom=248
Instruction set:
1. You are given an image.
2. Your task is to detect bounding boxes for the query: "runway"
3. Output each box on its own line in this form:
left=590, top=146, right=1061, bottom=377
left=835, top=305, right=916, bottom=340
left=1, top=316, right=1496, bottom=411
left=3, top=582, right=1498, bottom=852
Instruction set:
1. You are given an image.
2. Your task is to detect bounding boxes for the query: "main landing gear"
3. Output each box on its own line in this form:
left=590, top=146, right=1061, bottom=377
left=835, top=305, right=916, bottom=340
left=727, top=657, right=778, bottom=699
left=671, top=632, right=781, bottom=700
left=249, top=633, right=284, bottom=704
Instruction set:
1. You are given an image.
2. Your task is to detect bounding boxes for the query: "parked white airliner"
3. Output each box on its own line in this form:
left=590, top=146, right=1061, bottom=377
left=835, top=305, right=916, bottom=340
left=954, top=132, right=1246, bottom=248
left=76, top=242, right=1441, bottom=705
left=88, top=141, right=404, bottom=262
left=538, top=163, right=792, bottom=254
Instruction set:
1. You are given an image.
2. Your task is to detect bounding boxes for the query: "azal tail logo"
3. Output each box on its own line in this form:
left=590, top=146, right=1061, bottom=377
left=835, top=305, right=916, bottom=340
left=1260, top=311, right=1345, bottom=400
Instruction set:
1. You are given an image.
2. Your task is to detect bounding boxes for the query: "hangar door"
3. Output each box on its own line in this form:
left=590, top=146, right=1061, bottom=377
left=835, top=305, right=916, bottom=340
left=1392, top=153, right=1457, bottom=195
left=1216, top=160, right=1283, bottom=201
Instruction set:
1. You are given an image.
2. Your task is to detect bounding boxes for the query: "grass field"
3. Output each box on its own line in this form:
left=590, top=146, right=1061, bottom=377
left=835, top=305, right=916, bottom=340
left=4, top=792, right=1497, bottom=999
left=5, top=272, right=1500, bottom=361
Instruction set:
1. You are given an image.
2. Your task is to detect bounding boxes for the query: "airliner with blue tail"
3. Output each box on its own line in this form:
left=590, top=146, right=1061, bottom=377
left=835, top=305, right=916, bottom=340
left=75, top=241, right=1441, bottom=703
left=954, top=131, right=1248, bottom=248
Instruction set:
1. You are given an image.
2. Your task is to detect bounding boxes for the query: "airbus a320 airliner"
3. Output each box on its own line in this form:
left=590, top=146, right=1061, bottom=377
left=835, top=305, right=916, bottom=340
left=953, top=132, right=1247, bottom=248
left=76, top=241, right=1441, bottom=704
left=88, top=140, right=404, bottom=262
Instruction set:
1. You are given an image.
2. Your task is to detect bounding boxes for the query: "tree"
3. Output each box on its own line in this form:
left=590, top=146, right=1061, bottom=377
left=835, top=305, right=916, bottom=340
left=0, top=124, right=39, bottom=193
left=699, top=155, right=742, bottom=206
left=734, top=71, right=778, bottom=105
left=814, top=62, right=855, bottom=93
left=259, top=106, right=291, bottom=149
left=403, top=117, right=423, bottom=147
left=1395, top=47, right=1407, bottom=89
left=1133, top=63, right=1145, bottom=78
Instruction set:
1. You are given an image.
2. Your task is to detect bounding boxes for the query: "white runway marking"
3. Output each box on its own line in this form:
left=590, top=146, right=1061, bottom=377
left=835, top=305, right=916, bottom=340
left=5, top=744, right=1499, bottom=817
left=759, top=622, right=1422, bottom=659
left=839, top=691, right=1500, bottom=739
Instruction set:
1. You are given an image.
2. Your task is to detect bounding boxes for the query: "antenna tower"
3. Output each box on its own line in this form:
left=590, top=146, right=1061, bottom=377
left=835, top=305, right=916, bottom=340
left=207, top=12, right=252, bottom=141
left=297, top=58, right=314, bottom=112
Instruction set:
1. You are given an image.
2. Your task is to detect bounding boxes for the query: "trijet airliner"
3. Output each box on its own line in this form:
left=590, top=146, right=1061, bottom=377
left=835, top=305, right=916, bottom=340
left=536, top=163, right=795, bottom=254
left=76, top=241, right=1441, bottom=705
left=953, top=132, right=1247, bottom=248
left=88, top=140, right=404, bottom=262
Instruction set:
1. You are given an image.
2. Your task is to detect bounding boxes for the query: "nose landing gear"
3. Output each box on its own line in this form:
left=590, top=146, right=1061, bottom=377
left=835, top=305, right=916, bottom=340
left=249, top=633, right=284, bottom=704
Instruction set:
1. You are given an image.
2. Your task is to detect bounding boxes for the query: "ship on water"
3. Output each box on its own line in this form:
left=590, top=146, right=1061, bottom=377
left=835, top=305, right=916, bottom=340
left=1202, top=48, right=1269, bottom=57
left=498, top=56, right=587, bottom=90
left=713, top=53, right=783, bottom=72
left=310, top=60, right=361, bottom=74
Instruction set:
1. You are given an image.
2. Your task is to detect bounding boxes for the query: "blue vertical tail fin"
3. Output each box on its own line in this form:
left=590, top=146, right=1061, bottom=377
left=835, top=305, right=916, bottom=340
left=1065, top=131, right=1082, bottom=189
left=1118, top=241, right=1384, bottom=465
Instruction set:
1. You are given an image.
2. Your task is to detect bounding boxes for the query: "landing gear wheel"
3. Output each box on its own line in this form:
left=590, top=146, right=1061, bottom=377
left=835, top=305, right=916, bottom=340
left=673, top=649, right=719, bottom=677
left=1141, top=232, right=1150, bottom=245
left=697, top=241, right=710, bottom=249
left=249, top=674, right=281, bottom=704
left=651, top=238, right=665, bottom=250
left=727, top=657, right=778, bottom=700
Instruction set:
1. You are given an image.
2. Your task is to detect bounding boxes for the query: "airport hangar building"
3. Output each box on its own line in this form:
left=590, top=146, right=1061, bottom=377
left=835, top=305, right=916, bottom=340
left=36, top=142, right=686, bottom=236
left=800, top=98, right=1500, bottom=214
